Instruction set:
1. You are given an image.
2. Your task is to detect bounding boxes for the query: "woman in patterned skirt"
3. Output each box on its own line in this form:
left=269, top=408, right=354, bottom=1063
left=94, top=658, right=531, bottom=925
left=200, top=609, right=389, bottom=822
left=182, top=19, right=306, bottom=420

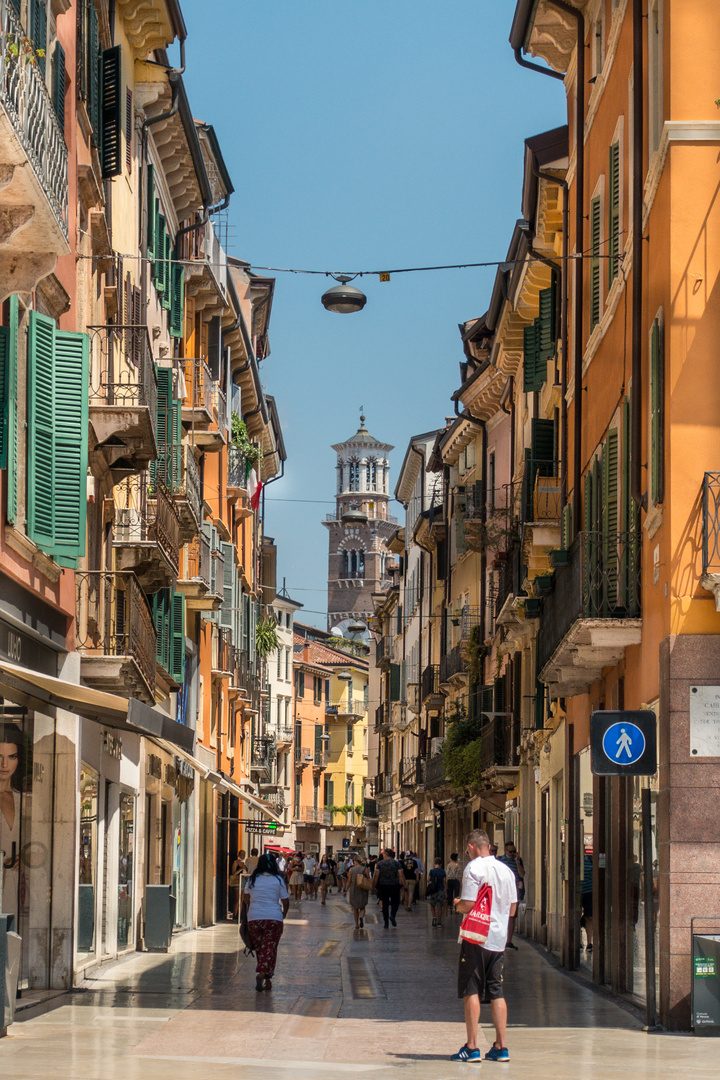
left=243, top=853, right=289, bottom=991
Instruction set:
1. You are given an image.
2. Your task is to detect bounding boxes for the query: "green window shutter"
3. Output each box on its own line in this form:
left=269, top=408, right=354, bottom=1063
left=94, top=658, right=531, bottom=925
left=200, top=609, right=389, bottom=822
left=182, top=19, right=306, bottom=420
left=152, top=365, right=172, bottom=488
left=590, top=196, right=601, bottom=329
left=162, top=230, right=172, bottom=310
left=30, top=0, right=47, bottom=76
left=561, top=502, right=573, bottom=550
left=608, top=142, right=620, bottom=285
left=531, top=417, right=555, bottom=470
left=297, top=669, right=305, bottom=697
left=523, top=322, right=539, bottom=392
left=622, top=396, right=631, bottom=532
left=170, top=590, right=185, bottom=684
left=219, top=541, right=234, bottom=629
left=27, top=313, right=58, bottom=552
left=170, top=263, right=184, bottom=337
left=390, top=663, right=401, bottom=702
left=0, top=326, right=8, bottom=469
left=152, top=590, right=168, bottom=672
left=156, top=215, right=167, bottom=293
left=52, top=42, right=66, bottom=132
left=52, top=330, right=90, bottom=566
left=100, top=46, right=122, bottom=178
left=6, top=296, right=18, bottom=524
left=650, top=318, right=664, bottom=505
left=146, top=162, right=156, bottom=262
left=314, top=725, right=322, bottom=756
left=172, top=397, right=181, bottom=491
left=88, top=1, right=100, bottom=139
left=602, top=431, right=619, bottom=606
left=537, top=283, right=556, bottom=363
left=325, top=778, right=334, bottom=807
left=584, top=471, right=594, bottom=533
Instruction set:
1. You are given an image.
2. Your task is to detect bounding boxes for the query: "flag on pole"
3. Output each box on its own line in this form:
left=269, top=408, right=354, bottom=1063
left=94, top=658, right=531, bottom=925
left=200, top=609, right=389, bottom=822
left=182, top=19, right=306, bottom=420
left=248, top=468, right=263, bottom=511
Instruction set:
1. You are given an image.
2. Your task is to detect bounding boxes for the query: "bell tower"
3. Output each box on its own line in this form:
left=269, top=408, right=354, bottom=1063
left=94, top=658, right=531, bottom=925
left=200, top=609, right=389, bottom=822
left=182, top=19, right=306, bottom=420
left=323, top=413, right=395, bottom=632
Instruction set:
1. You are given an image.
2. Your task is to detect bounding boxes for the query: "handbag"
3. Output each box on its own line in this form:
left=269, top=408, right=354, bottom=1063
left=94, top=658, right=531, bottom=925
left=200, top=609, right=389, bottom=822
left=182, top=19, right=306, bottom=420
left=459, top=882, right=493, bottom=945
left=357, top=871, right=373, bottom=891
left=239, top=903, right=255, bottom=956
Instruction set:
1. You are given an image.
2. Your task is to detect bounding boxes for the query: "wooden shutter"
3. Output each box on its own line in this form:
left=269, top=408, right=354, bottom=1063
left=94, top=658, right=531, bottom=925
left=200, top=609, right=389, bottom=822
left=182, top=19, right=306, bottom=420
left=561, top=502, right=573, bottom=550
left=219, top=541, right=234, bottom=629
left=170, top=590, right=185, bottom=684
left=146, top=163, right=156, bottom=261
left=30, top=0, right=47, bottom=76
left=6, top=296, right=18, bottom=524
left=172, top=395, right=181, bottom=491
left=125, top=88, right=132, bottom=174
left=27, top=313, right=58, bottom=552
left=88, top=1, right=100, bottom=139
left=0, top=327, right=7, bottom=469
left=152, top=365, right=172, bottom=488
left=325, top=778, right=334, bottom=807
left=622, top=396, right=631, bottom=532
left=608, top=142, right=620, bottom=285
left=100, top=46, right=122, bottom=178
left=170, top=263, right=184, bottom=338
left=537, top=281, right=556, bottom=364
left=650, top=318, right=664, bottom=504
left=584, top=471, right=594, bottom=533
left=389, top=663, right=401, bottom=702
left=602, top=431, right=619, bottom=606
left=314, top=724, right=323, bottom=757
left=531, top=418, right=555, bottom=470
left=153, top=589, right=170, bottom=672
left=590, top=196, right=601, bottom=329
left=52, top=42, right=66, bottom=132
left=523, top=321, right=538, bottom=393
left=156, top=215, right=167, bottom=294
left=162, top=229, right=172, bottom=310
left=52, top=329, right=90, bottom=566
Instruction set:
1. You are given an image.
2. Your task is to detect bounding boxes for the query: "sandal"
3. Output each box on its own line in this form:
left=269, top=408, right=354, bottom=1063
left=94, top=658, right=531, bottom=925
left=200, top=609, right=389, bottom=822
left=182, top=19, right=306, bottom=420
left=255, top=974, right=264, bottom=992
left=264, top=977, right=272, bottom=991
left=359, top=918, right=364, bottom=928
left=432, top=917, right=437, bottom=926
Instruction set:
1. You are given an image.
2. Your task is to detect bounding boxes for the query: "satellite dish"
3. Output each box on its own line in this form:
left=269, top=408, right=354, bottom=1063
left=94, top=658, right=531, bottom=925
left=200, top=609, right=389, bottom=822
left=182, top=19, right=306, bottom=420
left=330, top=625, right=346, bottom=637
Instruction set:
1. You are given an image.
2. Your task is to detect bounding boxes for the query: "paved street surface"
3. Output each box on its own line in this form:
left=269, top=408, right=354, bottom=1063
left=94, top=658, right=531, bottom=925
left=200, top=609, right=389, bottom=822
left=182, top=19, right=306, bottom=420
left=1, top=893, right=718, bottom=1079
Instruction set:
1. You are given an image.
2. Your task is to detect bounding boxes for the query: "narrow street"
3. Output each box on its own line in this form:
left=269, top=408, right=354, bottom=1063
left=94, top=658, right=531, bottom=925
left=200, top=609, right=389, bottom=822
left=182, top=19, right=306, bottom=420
left=1, top=894, right=717, bottom=1079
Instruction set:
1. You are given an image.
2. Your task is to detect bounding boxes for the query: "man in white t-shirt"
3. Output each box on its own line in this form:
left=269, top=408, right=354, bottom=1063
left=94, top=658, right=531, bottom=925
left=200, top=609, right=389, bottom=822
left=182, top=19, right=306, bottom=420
left=450, top=829, right=517, bottom=1064
left=302, top=854, right=318, bottom=898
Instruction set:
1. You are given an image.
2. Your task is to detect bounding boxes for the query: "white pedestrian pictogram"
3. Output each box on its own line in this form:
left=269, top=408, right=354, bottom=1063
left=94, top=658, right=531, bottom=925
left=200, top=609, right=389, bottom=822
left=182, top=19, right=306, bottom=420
left=615, top=727, right=633, bottom=760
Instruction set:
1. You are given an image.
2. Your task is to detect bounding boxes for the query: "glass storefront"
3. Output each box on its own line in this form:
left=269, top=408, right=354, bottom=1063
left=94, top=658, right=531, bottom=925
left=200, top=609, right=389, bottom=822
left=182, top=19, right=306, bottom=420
left=117, top=792, right=134, bottom=948
left=0, top=709, right=55, bottom=990
left=77, top=765, right=99, bottom=956
left=625, top=775, right=659, bottom=1005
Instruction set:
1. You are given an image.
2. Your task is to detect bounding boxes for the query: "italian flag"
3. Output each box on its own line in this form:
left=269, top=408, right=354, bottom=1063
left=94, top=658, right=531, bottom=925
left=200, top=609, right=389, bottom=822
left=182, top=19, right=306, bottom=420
left=248, top=468, right=263, bottom=511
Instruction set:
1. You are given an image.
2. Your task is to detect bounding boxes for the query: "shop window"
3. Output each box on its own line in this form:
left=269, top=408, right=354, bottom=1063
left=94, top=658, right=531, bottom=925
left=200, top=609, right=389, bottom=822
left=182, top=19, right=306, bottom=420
left=78, top=764, right=99, bottom=956
left=117, top=792, right=135, bottom=948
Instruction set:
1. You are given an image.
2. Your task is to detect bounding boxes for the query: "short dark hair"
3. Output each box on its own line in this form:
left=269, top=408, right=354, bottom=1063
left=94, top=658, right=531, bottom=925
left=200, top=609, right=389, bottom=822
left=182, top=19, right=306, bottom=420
left=384, top=847, right=395, bottom=858
left=450, top=852, right=458, bottom=860
left=250, top=848, right=258, bottom=856
left=434, top=857, right=442, bottom=866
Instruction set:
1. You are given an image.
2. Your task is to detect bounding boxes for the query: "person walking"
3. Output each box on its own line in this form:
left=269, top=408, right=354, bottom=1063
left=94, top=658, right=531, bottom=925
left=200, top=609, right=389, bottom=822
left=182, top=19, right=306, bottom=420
left=581, top=849, right=593, bottom=952
left=229, top=849, right=247, bottom=920
left=446, top=853, right=463, bottom=911
left=403, top=851, right=418, bottom=911
left=318, top=853, right=332, bottom=904
left=497, top=840, right=525, bottom=949
left=427, top=857, right=446, bottom=927
left=289, top=852, right=304, bottom=900
left=302, top=851, right=318, bottom=898
left=347, top=856, right=371, bottom=928
left=372, top=848, right=406, bottom=929
left=451, top=829, right=517, bottom=1063
left=243, top=853, right=290, bottom=992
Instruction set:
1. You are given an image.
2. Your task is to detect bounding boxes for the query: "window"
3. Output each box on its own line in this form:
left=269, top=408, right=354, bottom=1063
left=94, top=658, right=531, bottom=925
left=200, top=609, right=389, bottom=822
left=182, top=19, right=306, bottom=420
left=523, top=276, right=557, bottom=391
left=296, top=669, right=305, bottom=698
left=649, top=315, right=664, bottom=505
left=487, top=449, right=496, bottom=512
left=608, top=142, right=621, bottom=286
left=366, top=459, right=377, bottom=488
left=590, top=195, right=602, bottom=330
left=285, top=646, right=290, bottom=681
left=349, top=461, right=359, bottom=491
left=314, top=676, right=323, bottom=704
left=648, top=0, right=664, bottom=156
left=324, top=777, right=334, bottom=807
left=592, top=12, right=605, bottom=80
left=276, top=647, right=282, bottom=680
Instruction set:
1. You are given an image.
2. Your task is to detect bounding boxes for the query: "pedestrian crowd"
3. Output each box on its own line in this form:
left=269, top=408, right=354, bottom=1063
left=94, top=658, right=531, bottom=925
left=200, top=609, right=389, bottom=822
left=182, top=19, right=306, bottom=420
left=236, top=833, right=525, bottom=1063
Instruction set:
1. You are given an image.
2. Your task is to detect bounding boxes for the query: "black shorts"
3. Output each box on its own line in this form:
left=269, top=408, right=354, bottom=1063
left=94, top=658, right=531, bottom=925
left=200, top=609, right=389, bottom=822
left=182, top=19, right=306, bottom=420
left=457, top=942, right=505, bottom=1000
left=581, top=892, right=593, bottom=918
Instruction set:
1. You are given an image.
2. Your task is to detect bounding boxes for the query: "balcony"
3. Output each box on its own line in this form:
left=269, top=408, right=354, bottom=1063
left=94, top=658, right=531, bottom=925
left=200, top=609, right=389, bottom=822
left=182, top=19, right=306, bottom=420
left=179, top=216, right=228, bottom=305
left=537, top=530, right=642, bottom=698
left=296, top=806, right=332, bottom=826
left=421, top=664, right=443, bottom=703
left=400, top=755, right=422, bottom=792
left=265, top=790, right=285, bottom=809
left=176, top=533, right=221, bottom=612
left=701, top=472, right=720, bottom=609
left=422, top=752, right=448, bottom=791
left=212, top=627, right=234, bottom=679
left=76, top=571, right=156, bottom=704
left=439, top=645, right=465, bottom=687
left=88, top=325, right=158, bottom=480
left=251, top=736, right=273, bottom=779
left=233, top=648, right=259, bottom=700
left=174, top=444, right=202, bottom=543
left=0, top=0, right=69, bottom=298
left=494, top=545, right=525, bottom=622
left=227, top=446, right=248, bottom=498
left=313, top=749, right=328, bottom=771
left=375, top=635, right=390, bottom=668
left=463, top=481, right=515, bottom=553
left=275, top=725, right=293, bottom=748
left=523, top=459, right=562, bottom=578
left=459, top=605, right=483, bottom=642
left=182, top=358, right=226, bottom=451
left=295, top=746, right=314, bottom=769
left=375, top=702, right=390, bottom=730
left=374, top=773, right=394, bottom=796
left=480, top=715, right=520, bottom=792
left=114, top=474, right=180, bottom=592
left=325, top=698, right=364, bottom=719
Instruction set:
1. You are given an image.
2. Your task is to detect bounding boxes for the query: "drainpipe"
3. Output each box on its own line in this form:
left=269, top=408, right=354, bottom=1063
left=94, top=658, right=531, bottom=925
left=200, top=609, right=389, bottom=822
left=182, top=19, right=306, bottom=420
left=175, top=192, right=231, bottom=261
left=500, top=376, right=515, bottom=487
left=409, top=445, right=426, bottom=756
left=630, top=0, right=644, bottom=509
left=514, top=0, right=584, bottom=533
left=454, top=400, right=487, bottom=642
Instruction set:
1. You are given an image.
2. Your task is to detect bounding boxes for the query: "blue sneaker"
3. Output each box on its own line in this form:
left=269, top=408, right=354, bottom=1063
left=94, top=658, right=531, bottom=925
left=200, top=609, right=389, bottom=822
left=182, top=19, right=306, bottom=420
left=451, top=1045, right=481, bottom=1062
left=485, top=1046, right=509, bottom=1062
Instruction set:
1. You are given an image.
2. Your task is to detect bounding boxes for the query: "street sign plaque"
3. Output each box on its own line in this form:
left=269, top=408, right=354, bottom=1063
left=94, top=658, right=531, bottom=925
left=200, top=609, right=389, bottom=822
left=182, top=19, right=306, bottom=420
left=590, top=710, right=657, bottom=776
left=243, top=821, right=284, bottom=837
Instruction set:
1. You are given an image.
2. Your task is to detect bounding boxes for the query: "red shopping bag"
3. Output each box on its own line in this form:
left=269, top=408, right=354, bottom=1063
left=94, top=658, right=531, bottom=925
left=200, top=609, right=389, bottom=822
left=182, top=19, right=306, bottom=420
left=459, top=882, right=493, bottom=945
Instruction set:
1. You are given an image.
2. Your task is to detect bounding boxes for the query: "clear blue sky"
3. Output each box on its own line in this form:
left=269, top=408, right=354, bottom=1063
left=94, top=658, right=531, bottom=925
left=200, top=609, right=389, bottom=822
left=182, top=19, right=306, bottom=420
left=182, top=1, right=562, bottom=628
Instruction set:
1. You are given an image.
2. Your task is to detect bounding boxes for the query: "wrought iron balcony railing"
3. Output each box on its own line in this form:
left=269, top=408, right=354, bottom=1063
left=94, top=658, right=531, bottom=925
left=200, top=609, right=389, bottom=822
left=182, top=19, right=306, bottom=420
left=212, top=626, right=234, bottom=676
left=183, top=357, right=213, bottom=417
left=702, top=472, right=720, bottom=574
left=459, top=605, right=483, bottom=640
left=375, top=702, right=390, bottom=729
left=400, top=755, right=421, bottom=787
left=75, top=570, right=156, bottom=701
left=114, top=473, right=180, bottom=579
left=421, top=664, right=441, bottom=701
left=297, top=806, right=332, bottom=825
left=440, top=644, right=464, bottom=684
left=422, top=753, right=447, bottom=788
left=0, top=0, right=68, bottom=237
left=375, top=635, right=389, bottom=665
left=175, top=443, right=202, bottom=536
left=88, top=324, right=157, bottom=426
left=480, top=715, right=519, bottom=774
left=182, top=531, right=211, bottom=589
left=228, top=446, right=248, bottom=490
left=537, top=530, right=641, bottom=674
left=213, top=380, right=227, bottom=440
left=495, top=544, right=524, bottom=620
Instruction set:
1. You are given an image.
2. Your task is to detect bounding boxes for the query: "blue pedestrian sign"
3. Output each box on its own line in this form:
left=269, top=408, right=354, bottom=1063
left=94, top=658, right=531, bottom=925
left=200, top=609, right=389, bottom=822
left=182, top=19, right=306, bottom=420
left=591, top=710, right=657, bottom=776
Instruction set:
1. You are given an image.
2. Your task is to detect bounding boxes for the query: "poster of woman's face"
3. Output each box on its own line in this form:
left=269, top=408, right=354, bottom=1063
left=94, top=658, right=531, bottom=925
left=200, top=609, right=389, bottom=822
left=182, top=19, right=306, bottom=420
left=1, top=723, right=26, bottom=914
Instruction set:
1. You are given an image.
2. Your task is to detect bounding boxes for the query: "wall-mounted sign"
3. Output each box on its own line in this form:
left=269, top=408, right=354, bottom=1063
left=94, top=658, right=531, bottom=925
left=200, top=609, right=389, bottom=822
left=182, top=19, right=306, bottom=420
left=103, top=731, right=122, bottom=760
left=147, top=754, right=162, bottom=779
left=590, top=710, right=657, bottom=776
left=689, top=686, right=720, bottom=757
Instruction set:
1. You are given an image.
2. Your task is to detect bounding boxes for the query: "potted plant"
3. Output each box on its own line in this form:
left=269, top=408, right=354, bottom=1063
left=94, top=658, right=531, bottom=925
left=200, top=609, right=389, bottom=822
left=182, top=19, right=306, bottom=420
left=550, top=549, right=570, bottom=567
left=255, top=616, right=279, bottom=659
left=533, top=574, right=554, bottom=596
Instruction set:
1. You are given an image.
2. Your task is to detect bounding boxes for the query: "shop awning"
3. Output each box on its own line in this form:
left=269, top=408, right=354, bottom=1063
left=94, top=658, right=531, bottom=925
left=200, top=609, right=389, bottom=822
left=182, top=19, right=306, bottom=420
left=0, top=658, right=194, bottom=753
left=206, top=769, right=284, bottom=825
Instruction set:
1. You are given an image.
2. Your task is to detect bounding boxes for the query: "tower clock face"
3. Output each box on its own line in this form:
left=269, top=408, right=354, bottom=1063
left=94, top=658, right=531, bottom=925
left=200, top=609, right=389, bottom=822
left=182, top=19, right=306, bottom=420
left=331, top=618, right=370, bottom=645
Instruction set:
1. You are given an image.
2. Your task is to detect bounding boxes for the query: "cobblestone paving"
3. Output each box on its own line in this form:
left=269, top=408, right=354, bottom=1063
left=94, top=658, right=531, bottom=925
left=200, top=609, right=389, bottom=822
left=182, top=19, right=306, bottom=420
left=1, top=892, right=718, bottom=1079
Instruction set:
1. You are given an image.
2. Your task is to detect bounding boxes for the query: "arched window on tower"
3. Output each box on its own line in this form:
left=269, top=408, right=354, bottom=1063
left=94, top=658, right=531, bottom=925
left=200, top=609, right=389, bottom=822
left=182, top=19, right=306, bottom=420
left=350, top=550, right=358, bottom=576
left=366, top=458, right=377, bottom=488
left=337, top=460, right=344, bottom=494
left=342, top=551, right=350, bottom=577
left=358, top=550, right=365, bottom=578
left=349, top=461, right=360, bottom=492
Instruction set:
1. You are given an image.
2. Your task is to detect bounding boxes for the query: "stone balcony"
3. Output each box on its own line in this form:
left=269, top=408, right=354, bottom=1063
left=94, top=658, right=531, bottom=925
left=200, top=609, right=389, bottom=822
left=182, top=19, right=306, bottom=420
left=0, top=0, right=69, bottom=299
